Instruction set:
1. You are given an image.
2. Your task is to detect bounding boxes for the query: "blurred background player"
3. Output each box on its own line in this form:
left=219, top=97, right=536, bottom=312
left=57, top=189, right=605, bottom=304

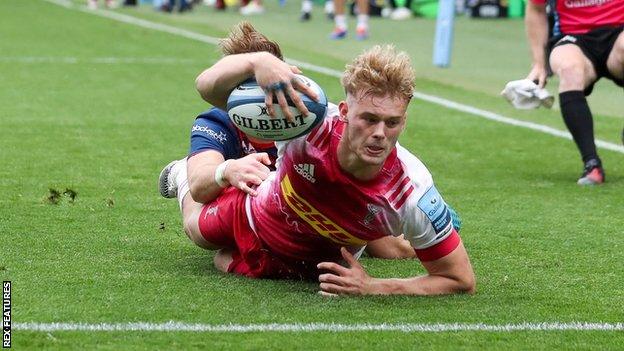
left=240, top=0, right=265, bottom=15
left=300, top=0, right=335, bottom=21
left=330, top=0, right=369, bottom=40
left=524, top=0, right=624, bottom=185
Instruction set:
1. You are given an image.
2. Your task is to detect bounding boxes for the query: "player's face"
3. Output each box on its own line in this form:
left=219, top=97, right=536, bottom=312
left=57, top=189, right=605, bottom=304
left=339, top=93, right=408, bottom=168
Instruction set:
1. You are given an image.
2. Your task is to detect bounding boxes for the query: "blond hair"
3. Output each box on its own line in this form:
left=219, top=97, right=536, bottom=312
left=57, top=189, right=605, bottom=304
left=341, top=45, right=414, bottom=102
left=219, top=22, right=283, bottom=60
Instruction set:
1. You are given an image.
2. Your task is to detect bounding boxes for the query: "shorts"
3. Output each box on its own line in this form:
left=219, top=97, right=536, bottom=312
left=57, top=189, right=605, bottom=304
left=198, top=187, right=319, bottom=280
left=548, top=25, right=624, bottom=95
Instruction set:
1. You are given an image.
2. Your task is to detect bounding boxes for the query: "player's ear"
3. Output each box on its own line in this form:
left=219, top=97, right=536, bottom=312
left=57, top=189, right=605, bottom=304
left=338, top=101, right=348, bottom=122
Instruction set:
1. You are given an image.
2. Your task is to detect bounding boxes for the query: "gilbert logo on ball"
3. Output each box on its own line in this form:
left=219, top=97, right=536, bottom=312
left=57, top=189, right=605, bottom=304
left=226, top=75, right=328, bottom=141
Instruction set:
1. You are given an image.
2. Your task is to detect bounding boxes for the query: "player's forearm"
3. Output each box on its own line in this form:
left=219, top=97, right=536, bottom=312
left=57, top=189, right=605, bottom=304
left=525, top=2, right=549, bottom=67
left=187, top=166, right=225, bottom=204
left=195, top=53, right=261, bottom=109
left=367, top=273, right=475, bottom=296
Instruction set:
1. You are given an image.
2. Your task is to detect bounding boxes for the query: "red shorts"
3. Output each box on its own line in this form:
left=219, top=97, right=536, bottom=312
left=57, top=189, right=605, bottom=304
left=198, top=187, right=317, bottom=280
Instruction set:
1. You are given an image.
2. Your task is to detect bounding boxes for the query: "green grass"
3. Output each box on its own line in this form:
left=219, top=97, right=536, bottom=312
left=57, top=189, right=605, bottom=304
left=2, top=0, right=623, bottom=349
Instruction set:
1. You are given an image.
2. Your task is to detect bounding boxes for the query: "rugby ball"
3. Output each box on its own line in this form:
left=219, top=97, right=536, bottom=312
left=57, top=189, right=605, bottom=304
left=226, top=75, right=328, bottom=141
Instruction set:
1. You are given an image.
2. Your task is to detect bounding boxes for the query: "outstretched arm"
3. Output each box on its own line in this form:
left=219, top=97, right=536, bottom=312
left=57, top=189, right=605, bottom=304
left=525, top=1, right=549, bottom=87
left=318, top=240, right=475, bottom=296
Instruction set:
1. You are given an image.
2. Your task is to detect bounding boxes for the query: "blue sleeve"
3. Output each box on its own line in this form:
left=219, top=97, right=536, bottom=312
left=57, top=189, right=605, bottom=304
left=189, top=108, right=242, bottom=159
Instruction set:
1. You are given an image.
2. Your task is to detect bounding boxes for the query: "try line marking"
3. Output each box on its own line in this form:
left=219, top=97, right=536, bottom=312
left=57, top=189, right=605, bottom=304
left=43, top=0, right=624, bottom=155
left=14, top=321, right=624, bottom=333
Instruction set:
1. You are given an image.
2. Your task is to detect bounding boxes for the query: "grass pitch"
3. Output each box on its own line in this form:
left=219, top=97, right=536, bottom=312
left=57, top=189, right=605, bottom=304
left=2, top=0, right=623, bottom=349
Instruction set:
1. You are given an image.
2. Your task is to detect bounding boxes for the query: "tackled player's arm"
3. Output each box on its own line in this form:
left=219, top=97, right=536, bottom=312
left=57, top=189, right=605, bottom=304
left=187, top=150, right=227, bottom=203
left=195, top=52, right=316, bottom=119
left=195, top=53, right=260, bottom=109
left=188, top=150, right=272, bottom=202
left=525, top=0, right=549, bottom=87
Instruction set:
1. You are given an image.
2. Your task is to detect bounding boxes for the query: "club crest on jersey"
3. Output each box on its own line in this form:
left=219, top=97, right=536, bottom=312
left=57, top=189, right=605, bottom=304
left=294, top=163, right=316, bottom=183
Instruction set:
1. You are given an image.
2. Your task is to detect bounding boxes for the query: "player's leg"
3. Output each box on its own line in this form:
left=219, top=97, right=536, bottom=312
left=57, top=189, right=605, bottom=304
left=180, top=195, right=222, bottom=250
left=605, top=31, right=624, bottom=145
left=605, top=31, right=624, bottom=81
left=300, top=0, right=313, bottom=21
left=549, top=43, right=602, bottom=184
left=330, top=0, right=348, bottom=39
left=355, top=0, right=370, bottom=40
left=159, top=159, right=226, bottom=249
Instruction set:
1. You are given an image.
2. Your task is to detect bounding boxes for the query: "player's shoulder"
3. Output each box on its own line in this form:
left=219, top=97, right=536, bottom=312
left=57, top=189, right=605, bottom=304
left=395, top=143, right=434, bottom=190
left=195, top=107, right=231, bottom=126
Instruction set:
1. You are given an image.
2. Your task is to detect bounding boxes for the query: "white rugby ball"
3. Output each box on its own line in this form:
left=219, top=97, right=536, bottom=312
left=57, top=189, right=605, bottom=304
left=226, top=75, right=328, bottom=141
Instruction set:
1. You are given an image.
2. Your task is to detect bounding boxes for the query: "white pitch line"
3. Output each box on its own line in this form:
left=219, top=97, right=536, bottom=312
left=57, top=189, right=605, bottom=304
left=14, top=321, right=624, bottom=333
left=43, top=0, right=624, bottom=155
left=0, top=56, right=198, bottom=64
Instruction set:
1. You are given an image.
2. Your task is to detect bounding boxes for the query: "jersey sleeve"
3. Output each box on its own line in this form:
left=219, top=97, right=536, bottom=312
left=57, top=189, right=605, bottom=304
left=396, top=144, right=461, bottom=261
left=189, top=108, right=241, bottom=159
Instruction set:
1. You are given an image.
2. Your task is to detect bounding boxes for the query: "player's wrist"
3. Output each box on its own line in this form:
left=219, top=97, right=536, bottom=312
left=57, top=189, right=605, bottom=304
left=214, top=160, right=232, bottom=188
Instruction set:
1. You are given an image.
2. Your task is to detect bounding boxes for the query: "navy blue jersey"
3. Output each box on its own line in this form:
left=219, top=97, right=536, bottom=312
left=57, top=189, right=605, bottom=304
left=189, top=108, right=278, bottom=168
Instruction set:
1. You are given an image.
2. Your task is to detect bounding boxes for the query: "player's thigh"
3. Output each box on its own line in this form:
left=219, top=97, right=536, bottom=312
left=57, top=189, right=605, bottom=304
left=606, top=31, right=624, bottom=80
left=182, top=196, right=223, bottom=250
left=549, top=44, right=597, bottom=89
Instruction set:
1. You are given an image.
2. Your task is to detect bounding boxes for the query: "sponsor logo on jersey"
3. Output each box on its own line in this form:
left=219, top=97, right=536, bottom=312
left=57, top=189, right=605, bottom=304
left=192, top=125, right=228, bottom=144
left=294, top=163, right=316, bottom=183
left=417, top=186, right=452, bottom=234
left=564, top=0, right=614, bottom=8
left=280, top=175, right=365, bottom=246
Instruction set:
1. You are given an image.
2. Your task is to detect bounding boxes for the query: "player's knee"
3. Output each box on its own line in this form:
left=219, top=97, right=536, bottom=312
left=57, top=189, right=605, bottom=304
left=555, top=62, right=586, bottom=90
left=213, top=249, right=234, bottom=273
left=458, top=272, right=476, bottom=295
left=182, top=216, right=217, bottom=249
left=612, top=39, right=624, bottom=63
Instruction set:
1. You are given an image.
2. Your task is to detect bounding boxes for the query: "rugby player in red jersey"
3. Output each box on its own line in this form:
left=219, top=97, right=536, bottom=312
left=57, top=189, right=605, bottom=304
left=160, top=23, right=459, bottom=261
left=161, top=43, right=475, bottom=296
left=525, top=0, right=624, bottom=185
